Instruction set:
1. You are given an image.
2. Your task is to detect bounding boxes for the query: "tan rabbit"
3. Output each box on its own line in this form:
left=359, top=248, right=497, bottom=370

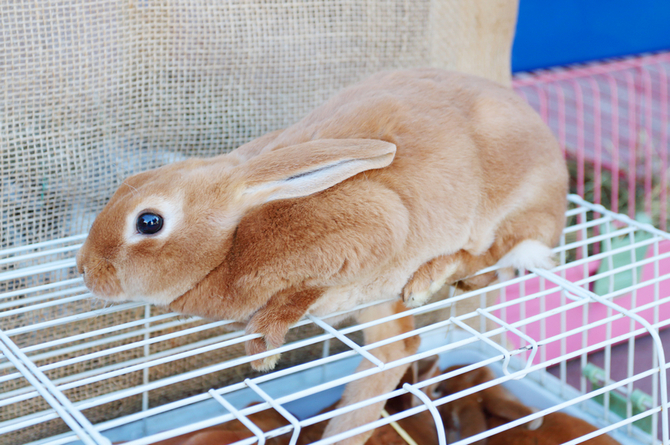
left=437, top=365, right=621, bottom=445
left=77, top=68, right=568, bottom=444
left=301, top=355, right=443, bottom=445
left=369, top=355, right=442, bottom=445
left=145, top=357, right=442, bottom=445
left=145, top=403, right=291, bottom=445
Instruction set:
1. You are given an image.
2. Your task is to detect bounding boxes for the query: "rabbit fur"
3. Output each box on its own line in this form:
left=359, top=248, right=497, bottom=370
left=144, top=357, right=442, bottom=445
left=77, top=68, right=568, bottom=445
left=437, top=365, right=621, bottom=445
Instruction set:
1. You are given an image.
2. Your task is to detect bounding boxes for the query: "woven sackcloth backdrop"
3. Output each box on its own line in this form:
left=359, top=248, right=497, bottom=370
left=0, top=0, right=518, bottom=443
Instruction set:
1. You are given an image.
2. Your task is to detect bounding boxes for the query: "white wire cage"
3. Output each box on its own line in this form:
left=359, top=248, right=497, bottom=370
left=2, top=0, right=669, bottom=443
left=1, top=195, right=669, bottom=445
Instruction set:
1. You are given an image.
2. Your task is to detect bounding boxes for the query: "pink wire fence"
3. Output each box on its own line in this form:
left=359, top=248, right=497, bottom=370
left=513, top=51, right=670, bottom=230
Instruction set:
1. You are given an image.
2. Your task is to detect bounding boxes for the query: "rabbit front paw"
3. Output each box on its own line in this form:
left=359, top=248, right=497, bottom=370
left=402, top=270, right=435, bottom=307
left=245, top=336, right=282, bottom=371
left=403, top=259, right=457, bottom=307
left=244, top=286, right=323, bottom=371
left=244, top=316, right=287, bottom=371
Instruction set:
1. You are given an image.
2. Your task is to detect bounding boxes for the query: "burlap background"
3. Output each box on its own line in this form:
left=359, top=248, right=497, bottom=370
left=1, top=1, right=518, bottom=443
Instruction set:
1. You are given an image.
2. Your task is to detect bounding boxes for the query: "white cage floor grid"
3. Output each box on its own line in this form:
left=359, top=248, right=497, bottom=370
left=1, top=195, right=669, bottom=445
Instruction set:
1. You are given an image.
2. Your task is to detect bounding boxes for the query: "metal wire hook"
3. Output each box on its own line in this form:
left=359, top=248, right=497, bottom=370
left=402, top=383, right=448, bottom=445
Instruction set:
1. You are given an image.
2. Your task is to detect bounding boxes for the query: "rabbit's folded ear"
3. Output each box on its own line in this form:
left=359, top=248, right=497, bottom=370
left=417, top=355, right=441, bottom=381
left=482, top=387, right=536, bottom=422
left=237, top=138, right=396, bottom=204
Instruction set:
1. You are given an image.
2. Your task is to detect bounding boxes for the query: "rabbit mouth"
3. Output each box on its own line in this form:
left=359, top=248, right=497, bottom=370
left=81, top=260, right=124, bottom=301
left=86, top=281, right=125, bottom=302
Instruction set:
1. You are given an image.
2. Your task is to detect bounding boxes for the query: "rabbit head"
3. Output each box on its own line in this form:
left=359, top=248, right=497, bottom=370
left=437, top=365, right=541, bottom=445
left=76, top=139, right=396, bottom=314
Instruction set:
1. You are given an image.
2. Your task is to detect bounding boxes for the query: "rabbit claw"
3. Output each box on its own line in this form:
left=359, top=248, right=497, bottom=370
left=402, top=265, right=453, bottom=307
left=403, top=257, right=461, bottom=307
left=245, top=312, right=289, bottom=371
left=245, top=336, right=282, bottom=371
left=402, top=273, right=434, bottom=307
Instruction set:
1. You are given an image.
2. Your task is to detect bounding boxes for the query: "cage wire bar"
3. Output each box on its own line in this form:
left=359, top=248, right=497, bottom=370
left=2, top=50, right=670, bottom=445
left=1, top=195, right=669, bottom=445
left=512, top=51, right=670, bottom=230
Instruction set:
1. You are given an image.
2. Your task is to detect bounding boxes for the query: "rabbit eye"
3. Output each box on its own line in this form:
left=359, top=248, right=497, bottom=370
left=136, top=213, right=163, bottom=235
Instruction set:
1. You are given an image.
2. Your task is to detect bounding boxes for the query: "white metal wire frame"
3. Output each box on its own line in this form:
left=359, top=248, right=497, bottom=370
left=1, top=195, right=669, bottom=445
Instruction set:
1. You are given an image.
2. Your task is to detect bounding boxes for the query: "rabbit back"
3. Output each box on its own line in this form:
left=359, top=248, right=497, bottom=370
left=255, top=69, right=567, bottom=314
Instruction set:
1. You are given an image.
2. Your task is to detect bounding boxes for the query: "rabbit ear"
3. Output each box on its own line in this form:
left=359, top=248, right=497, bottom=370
left=482, top=386, right=536, bottom=422
left=417, top=355, right=441, bottom=381
left=453, top=404, right=489, bottom=444
left=416, top=356, right=442, bottom=401
left=238, top=139, right=396, bottom=204
left=386, top=362, right=419, bottom=412
left=389, top=356, right=442, bottom=412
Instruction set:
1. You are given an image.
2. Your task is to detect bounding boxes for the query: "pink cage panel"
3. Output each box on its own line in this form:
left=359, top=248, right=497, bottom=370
left=505, top=52, right=670, bottom=361
left=513, top=51, right=670, bottom=230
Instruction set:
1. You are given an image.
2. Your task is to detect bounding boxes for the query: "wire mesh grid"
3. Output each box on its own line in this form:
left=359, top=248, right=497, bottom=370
left=1, top=195, right=669, bottom=445
left=513, top=51, right=670, bottom=229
